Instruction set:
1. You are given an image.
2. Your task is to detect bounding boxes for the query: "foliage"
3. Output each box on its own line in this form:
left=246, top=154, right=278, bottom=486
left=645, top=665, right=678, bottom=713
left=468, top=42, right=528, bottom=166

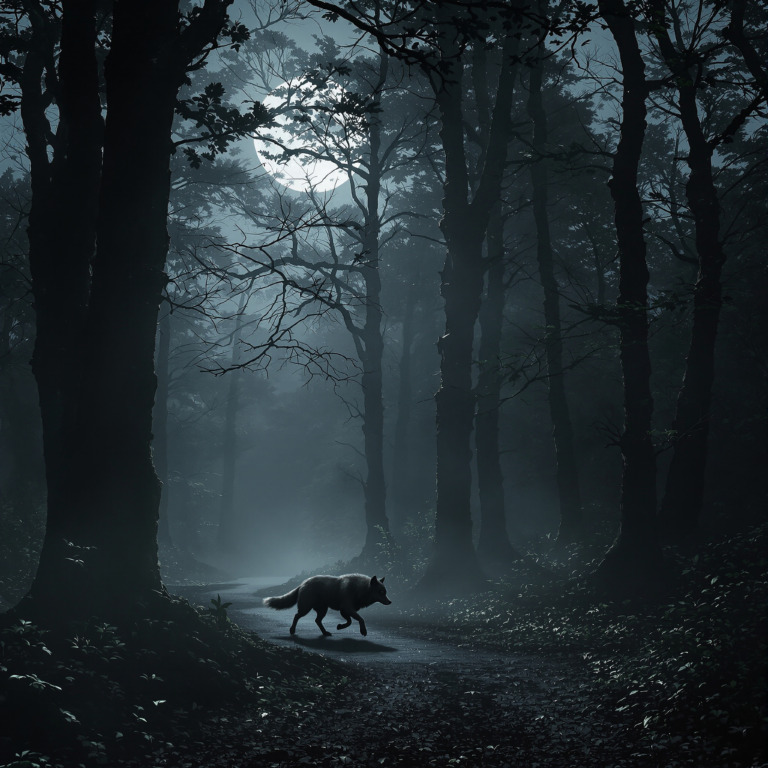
left=175, top=82, right=270, bottom=168
left=0, top=503, right=44, bottom=613
left=0, top=598, right=346, bottom=767
left=208, top=594, right=233, bottom=628
left=398, top=524, right=768, bottom=767
left=374, top=506, right=435, bottom=588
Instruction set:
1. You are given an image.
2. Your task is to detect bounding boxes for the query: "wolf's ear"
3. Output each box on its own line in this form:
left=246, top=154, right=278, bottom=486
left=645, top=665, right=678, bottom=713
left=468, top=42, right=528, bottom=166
left=380, top=576, right=385, bottom=583
left=372, top=575, right=378, bottom=583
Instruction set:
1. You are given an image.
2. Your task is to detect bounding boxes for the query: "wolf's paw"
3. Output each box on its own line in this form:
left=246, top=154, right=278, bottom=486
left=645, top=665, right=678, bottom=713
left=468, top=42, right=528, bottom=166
left=336, top=624, right=345, bottom=630
left=321, top=630, right=332, bottom=637
left=360, top=627, right=367, bottom=637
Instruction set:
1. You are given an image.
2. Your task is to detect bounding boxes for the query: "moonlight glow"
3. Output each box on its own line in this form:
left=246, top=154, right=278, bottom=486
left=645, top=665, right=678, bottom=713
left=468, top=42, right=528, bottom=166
left=253, top=79, right=361, bottom=193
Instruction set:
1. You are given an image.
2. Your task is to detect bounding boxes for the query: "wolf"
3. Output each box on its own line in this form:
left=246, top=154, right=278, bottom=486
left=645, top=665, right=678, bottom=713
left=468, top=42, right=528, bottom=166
left=262, top=573, right=391, bottom=637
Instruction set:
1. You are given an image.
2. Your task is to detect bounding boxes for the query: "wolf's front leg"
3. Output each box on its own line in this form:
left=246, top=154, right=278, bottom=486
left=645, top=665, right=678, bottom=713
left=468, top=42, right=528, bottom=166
left=350, top=611, right=367, bottom=636
left=337, top=611, right=352, bottom=631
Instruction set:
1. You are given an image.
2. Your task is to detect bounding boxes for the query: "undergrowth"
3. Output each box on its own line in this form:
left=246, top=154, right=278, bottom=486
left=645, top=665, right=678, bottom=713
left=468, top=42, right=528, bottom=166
left=398, top=524, right=768, bottom=768
left=0, top=598, right=347, bottom=768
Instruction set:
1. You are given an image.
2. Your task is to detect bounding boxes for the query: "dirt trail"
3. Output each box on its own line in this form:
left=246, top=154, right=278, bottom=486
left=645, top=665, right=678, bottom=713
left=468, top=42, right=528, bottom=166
left=177, top=576, right=526, bottom=665
left=169, top=578, right=623, bottom=768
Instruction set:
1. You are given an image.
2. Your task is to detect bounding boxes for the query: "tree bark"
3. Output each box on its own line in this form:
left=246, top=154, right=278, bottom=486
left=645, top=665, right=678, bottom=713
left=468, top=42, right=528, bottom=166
left=218, top=297, right=246, bottom=552
left=358, top=44, right=390, bottom=562
left=70, top=0, right=183, bottom=609
left=430, top=228, right=487, bottom=589
left=527, top=40, right=583, bottom=543
left=21, top=0, right=235, bottom=621
left=595, top=0, right=663, bottom=588
left=476, top=205, right=519, bottom=566
left=420, top=24, right=520, bottom=593
left=26, top=0, right=104, bottom=610
left=0, top=316, right=41, bottom=505
left=651, top=1, right=727, bottom=540
left=154, top=306, right=172, bottom=547
left=390, top=279, right=417, bottom=536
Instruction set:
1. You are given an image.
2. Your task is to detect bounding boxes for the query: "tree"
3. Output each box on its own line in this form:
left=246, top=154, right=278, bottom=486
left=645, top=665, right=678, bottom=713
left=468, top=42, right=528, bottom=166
left=470, top=40, right=520, bottom=567
left=154, top=304, right=173, bottom=547
left=649, top=0, right=766, bottom=540
left=217, top=292, right=247, bottom=551
left=724, top=0, right=767, bottom=102
left=595, top=0, right=664, bottom=587
left=0, top=169, right=40, bottom=506
left=228, top=24, right=437, bottom=563
left=525, top=11, right=583, bottom=543
left=3, top=0, right=258, bottom=622
left=303, top=1, right=527, bottom=589
left=420, top=7, right=524, bottom=592
left=475, top=201, right=521, bottom=566
left=386, top=179, right=444, bottom=536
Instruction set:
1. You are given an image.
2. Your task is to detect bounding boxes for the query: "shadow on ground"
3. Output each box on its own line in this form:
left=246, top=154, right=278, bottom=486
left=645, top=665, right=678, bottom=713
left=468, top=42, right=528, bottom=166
left=286, top=635, right=398, bottom=653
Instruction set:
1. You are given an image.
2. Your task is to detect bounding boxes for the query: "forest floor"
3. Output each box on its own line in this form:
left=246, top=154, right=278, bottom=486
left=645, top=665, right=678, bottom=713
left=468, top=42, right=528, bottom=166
left=1, top=524, right=766, bottom=768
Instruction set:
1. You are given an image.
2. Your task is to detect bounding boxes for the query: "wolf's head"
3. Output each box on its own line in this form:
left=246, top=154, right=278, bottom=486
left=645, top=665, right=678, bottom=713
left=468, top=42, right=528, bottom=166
left=370, top=575, right=392, bottom=605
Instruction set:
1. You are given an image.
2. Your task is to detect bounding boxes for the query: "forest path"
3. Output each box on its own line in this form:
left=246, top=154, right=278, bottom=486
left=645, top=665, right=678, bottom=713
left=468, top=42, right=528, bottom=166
left=169, top=578, right=621, bottom=767
left=174, top=576, right=518, bottom=666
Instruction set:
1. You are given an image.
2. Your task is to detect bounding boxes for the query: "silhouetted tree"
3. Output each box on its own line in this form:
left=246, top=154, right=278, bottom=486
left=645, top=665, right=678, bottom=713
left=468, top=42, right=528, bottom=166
left=154, top=305, right=173, bottom=547
left=5, top=0, right=258, bottom=621
left=476, top=203, right=521, bottom=566
left=418, top=6, right=525, bottom=592
left=650, top=0, right=765, bottom=540
left=0, top=170, right=40, bottom=506
left=218, top=294, right=247, bottom=551
left=595, top=0, right=664, bottom=587
left=526, top=18, right=582, bottom=543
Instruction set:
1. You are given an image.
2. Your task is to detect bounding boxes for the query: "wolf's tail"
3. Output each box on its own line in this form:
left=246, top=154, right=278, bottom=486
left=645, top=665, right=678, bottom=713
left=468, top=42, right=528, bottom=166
left=262, top=586, right=300, bottom=610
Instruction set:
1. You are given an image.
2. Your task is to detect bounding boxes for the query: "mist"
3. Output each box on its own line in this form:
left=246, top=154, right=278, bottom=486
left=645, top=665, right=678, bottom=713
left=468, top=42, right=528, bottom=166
left=0, top=0, right=765, bottom=766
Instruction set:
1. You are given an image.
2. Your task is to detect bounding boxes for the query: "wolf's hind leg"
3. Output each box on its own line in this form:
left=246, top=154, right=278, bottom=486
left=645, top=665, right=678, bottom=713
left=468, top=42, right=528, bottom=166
left=290, top=606, right=310, bottom=635
left=337, top=611, right=352, bottom=631
left=314, top=607, right=332, bottom=637
left=351, top=611, right=367, bottom=637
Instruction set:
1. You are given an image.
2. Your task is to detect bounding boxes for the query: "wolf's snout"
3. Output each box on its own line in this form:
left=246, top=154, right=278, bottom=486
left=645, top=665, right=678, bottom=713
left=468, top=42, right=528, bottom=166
left=381, top=596, right=392, bottom=605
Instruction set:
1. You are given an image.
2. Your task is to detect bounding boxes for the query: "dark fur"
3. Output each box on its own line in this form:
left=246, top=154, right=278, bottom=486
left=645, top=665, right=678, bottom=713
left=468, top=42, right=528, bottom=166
left=263, top=573, right=391, bottom=636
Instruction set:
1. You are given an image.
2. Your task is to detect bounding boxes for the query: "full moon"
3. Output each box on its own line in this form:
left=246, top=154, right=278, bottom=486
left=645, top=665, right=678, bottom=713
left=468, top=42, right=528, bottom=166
left=253, top=79, right=360, bottom=193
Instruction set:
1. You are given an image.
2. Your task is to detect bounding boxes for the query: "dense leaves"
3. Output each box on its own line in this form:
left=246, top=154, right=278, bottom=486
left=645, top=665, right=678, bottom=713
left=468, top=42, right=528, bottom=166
left=0, top=598, right=346, bottom=768
left=398, top=524, right=768, bottom=767
left=175, top=82, right=270, bottom=168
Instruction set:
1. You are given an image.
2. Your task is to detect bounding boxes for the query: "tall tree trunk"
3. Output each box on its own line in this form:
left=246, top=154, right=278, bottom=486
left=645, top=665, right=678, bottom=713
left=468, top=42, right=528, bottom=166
left=422, top=48, right=483, bottom=591
left=476, top=205, right=519, bottom=566
left=430, top=228, right=487, bottom=587
left=390, top=279, right=417, bottom=537
left=72, top=0, right=183, bottom=609
left=154, top=306, right=172, bottom=547
left=25, top=0, right=235, bottom=621
left=26, top=0, right=104, bottom=610
left=420, top=22, right=520, bottom=593
left=583, top=224, right=607, bottom=307
left=358, top=44, right=389, bottom=562
left=651, top=1, right=726, bottom=540
left=218, top=297, right=246, bottom=552
left=596, top=0, right=663, bottom=587
left=0, top=318, right=41, bottom=505
left=527, top=41, right=583, bottom=543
